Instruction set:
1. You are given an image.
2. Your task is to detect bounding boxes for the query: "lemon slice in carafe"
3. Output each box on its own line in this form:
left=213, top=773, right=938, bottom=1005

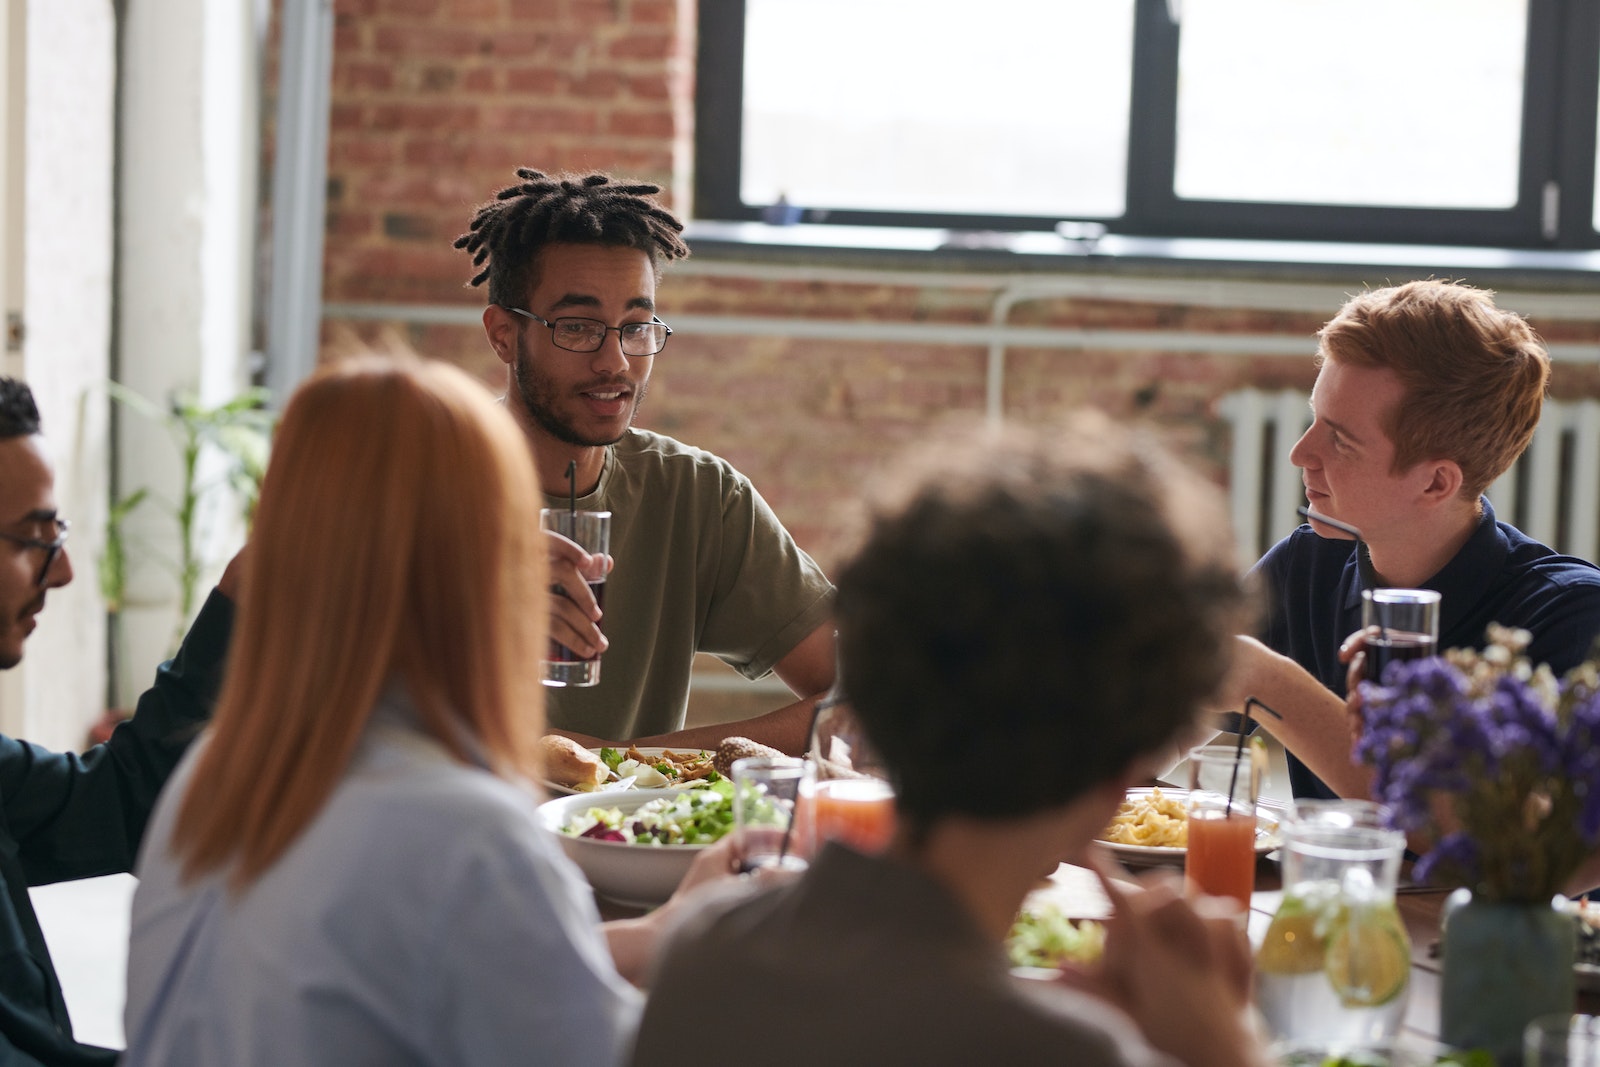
left=1256, top=896, right=1326, bottom=975
left=1323, top=901, right=1410, bottom=1008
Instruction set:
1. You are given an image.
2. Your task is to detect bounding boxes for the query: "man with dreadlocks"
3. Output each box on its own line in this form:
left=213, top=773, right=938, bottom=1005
left=457, top=169, right=835, bottom=752
left=0, top=377, right=236, bottom=1064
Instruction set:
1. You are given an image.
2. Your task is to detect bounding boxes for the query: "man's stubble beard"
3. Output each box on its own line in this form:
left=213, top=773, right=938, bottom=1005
left=511, top=347, right=649, bottom=449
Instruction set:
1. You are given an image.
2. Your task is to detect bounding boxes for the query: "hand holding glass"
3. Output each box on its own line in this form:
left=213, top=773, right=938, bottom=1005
left=540, top=509, right=610, bottom=687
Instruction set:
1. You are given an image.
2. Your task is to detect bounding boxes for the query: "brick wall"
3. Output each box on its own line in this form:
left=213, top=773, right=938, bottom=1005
left=298, top=1, right=1600, bottom=730
left=316, top=0, right=693, bottom=306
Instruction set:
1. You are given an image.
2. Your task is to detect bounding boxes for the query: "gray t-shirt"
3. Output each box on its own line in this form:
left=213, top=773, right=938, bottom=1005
left=544, top=429, right=834, bottom=741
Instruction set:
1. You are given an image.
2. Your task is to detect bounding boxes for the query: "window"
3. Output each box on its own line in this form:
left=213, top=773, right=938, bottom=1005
left=695, top=0, right=1600, bottom=249
left=1173, top=0, right=1524, bottom=209
left=1594, top=60, right=1600, bottom=232
left=739, top=0, right=1135, bottom=221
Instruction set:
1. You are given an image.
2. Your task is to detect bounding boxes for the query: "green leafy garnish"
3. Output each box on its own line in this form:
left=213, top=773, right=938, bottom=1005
left=1432, top=1052, right=1497, bottom=1067
left=562, top=779, right=738, bottom=846
left=1006, top=905, right=1105, bottom=969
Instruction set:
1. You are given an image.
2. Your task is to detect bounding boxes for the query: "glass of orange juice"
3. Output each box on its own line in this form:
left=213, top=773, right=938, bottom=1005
left=802, top=689, right=897, bottom=856
left=1183, top=743, right=1259, bottom=911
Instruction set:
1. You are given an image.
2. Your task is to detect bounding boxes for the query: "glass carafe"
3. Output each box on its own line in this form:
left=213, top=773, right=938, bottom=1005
left=1256, top=800, right=1411, bottom=1055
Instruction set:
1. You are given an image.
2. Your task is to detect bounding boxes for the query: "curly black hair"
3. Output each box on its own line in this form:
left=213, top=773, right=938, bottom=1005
left=834, top=413, right=1250, bottom=834
left=454, top=168, right=690, bottom=308
left=0, top=378, right=40, bottom=438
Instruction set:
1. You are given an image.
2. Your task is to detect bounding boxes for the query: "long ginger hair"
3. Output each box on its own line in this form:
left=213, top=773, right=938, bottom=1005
left=171, top=355, right=547, bottom=888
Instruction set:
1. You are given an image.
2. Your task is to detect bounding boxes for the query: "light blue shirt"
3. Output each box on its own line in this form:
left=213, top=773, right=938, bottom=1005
left=123, top=695, right=640, bottom=1066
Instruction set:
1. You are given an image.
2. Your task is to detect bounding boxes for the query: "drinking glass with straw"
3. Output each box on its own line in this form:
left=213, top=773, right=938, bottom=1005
left=798, top=680, right=896, bottom=858
left=1184, top=699, right=1275, bottom=911
left=732, top=756, right=811, bottom=874
left=540, top=461, right=612, bottom=687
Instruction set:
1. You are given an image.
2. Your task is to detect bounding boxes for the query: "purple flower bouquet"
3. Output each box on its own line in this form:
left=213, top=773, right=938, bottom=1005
left=1356, top=625, right=1600, bottom=902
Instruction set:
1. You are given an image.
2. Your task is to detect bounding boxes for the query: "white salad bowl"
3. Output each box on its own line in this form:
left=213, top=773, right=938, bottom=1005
left=537, top=787, right=710, bottom=908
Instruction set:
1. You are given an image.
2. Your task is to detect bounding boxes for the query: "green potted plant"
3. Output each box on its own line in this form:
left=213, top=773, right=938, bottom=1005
left=91, top=383, right=273, bottom=742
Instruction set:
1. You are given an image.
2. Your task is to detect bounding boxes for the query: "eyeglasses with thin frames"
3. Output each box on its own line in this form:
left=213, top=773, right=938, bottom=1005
left=504, top=307, right=672, bottom=357
left=0, top=516, right=70, bottom=587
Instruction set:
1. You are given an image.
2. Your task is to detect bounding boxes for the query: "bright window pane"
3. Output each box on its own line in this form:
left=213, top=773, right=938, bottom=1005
left=1175, top=0, right=1527, bottom=209
left=741, top=0, right=1135, bottom=219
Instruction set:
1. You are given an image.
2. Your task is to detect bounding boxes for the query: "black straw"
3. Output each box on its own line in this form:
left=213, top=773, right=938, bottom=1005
left=778, top=691, right=835, bottom=865
left=1297, top=504, right=1361, bottom=539
left=566, top=460, right=577, bottom=518
left=1298, top=506, right=1379, bottom=598
left=1227, top=697, right=1281, bottom=811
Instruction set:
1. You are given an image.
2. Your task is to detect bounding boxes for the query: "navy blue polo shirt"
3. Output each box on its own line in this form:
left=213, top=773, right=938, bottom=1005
left=1254, top=498, right=1600, bottom=799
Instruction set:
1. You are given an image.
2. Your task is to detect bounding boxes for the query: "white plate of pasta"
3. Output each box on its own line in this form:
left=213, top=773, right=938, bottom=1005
left=1097, top=787, right=1285, bottom=867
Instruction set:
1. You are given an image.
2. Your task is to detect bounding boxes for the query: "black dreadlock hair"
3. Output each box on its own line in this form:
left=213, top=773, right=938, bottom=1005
left=454, top=169, right=690, bottom=309
left=0, top=378, right=41, bottom=438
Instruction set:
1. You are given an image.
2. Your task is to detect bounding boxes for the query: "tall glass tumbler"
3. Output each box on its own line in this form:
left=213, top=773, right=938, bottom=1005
left=804, top=687, right=896, bottom=857
left=1360, top=588, right=1441, bottom=684
left=540, top=509, right=610, bottom=687
left=732, top=756, right=810, bottom=874
left=1527, top=1013, right=1600, bottom=1066
left=1184, top=743, right=1260, bottom=911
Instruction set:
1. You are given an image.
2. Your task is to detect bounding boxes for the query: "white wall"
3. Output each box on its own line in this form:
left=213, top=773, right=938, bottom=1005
left=0, top=0, right=259, bottom=740
left=115, top=0, right=258, bottom=703
left=0, top=0, right=115, bottom=751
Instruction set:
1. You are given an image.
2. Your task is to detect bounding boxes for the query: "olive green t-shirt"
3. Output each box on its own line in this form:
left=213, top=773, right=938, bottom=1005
left=543, top=430, right=834, bottom=741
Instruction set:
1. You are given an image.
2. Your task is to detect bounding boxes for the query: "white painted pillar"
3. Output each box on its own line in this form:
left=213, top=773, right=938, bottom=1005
left=0, top=0, right=27, bottom=741
left=0, top=0, right=115, bottom=752
left=115, top=0, right=258, bottom=705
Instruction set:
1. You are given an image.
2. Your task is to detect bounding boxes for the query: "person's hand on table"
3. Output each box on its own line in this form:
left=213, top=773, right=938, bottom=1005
left=1055, top=849, right=1270, bottom=1067
left=602, top=837, right=801, bottom=988
left=545, top=528, right=611, bottom=658
left=669, top=836, right=802, bottom=904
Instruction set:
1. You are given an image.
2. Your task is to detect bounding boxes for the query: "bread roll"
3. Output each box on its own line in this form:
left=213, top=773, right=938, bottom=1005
left=713, top=736, right=785, bottom=777
left=540, top=735, right=607, bottom=791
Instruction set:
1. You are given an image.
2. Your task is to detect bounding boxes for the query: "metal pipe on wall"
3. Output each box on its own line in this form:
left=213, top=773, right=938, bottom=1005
left=264, top=0, right=335, bottom=406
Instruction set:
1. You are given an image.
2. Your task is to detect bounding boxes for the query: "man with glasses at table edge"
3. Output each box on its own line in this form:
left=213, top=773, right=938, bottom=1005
left=457, top=169, right=835, bottom=754
left=1215, top=280, right=1600, bottom=802
left=0, top=377, right=238, bottom=1065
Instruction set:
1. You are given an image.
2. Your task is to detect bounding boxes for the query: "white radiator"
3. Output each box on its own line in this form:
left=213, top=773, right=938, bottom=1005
left=1219, top=388, right=1600, bottom=566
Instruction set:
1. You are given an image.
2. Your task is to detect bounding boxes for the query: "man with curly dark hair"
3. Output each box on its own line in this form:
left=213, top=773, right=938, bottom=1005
left=457, top=169, right=834, bottom=751
left=0, top=377, right=236, bottom=1064
left=633, top=414, right=1272, bottom=1067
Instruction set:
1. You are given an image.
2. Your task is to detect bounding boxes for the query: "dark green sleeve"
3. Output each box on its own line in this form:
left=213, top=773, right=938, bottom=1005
left=0, top=588, right=234, bottom=886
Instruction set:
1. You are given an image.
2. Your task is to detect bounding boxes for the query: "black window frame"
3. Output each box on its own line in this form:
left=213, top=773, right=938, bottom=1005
left=695, top=0, right=1600, bottom=250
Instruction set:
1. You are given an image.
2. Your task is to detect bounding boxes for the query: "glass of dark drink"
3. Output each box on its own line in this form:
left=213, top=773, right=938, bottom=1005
left=1360, top=588, right=1441, bottom=684
left=539, top=508, right=611, bottom=687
